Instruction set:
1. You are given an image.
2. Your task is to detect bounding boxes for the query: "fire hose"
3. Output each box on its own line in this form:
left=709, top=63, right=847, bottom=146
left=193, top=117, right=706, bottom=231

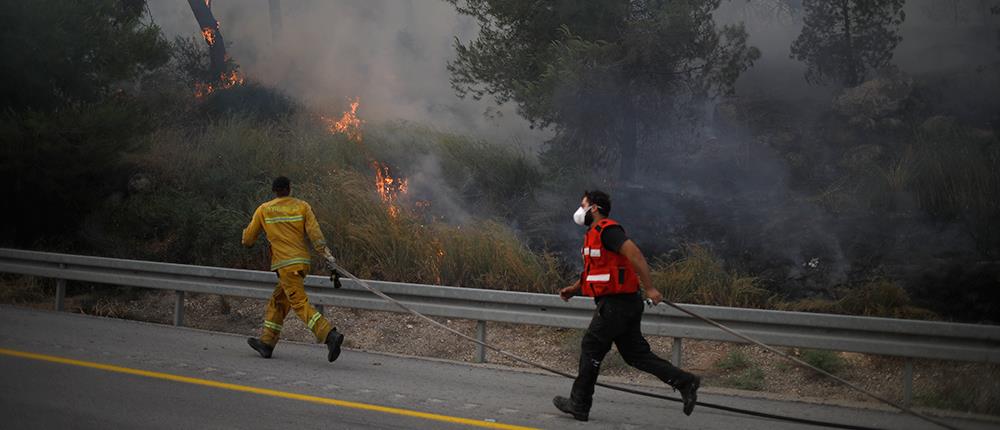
left=326, top=259, right=959, bottom=430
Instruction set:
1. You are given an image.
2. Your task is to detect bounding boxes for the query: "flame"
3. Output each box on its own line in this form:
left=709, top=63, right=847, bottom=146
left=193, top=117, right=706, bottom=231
left=372, top=160, right=408, bottom=217
left=323, top=97, right=363, bottom=143
left=324, top=98, right=411, bottom=217
left=194, top=69, right=245, bottom=99
left=201, top=27, right=216, bottom=46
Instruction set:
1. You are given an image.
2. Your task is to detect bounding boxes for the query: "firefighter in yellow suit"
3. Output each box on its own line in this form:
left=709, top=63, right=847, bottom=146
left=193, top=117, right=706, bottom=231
left=242, top=176, right=345, bottom=362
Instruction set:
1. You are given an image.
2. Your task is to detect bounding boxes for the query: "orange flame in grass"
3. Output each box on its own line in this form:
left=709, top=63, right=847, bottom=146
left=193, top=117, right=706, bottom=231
left=194, top=69, right=245, bottom=99
left=324, top=98, right=412, bottom=217
left=323, top=97, right=363, bottom=143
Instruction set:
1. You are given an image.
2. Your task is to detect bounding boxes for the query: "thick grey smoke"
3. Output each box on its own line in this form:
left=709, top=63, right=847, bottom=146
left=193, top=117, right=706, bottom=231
left=149, top=1, right=999, bottom=317
left=147, top=0, right=551, bottom=145
left=570, top=1, right=1000, bottom=301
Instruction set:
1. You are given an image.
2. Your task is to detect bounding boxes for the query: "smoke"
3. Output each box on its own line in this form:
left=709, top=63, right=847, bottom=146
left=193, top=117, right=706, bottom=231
left=551, top=0, right=1000, bottom=301
left=147, top=0, right=551, bottom=145
left=148, top=1, right=999, bottom=317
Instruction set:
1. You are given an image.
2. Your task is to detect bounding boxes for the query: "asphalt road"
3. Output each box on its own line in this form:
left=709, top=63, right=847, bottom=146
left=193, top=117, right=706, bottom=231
left=0, top=306, right=993, bottom=430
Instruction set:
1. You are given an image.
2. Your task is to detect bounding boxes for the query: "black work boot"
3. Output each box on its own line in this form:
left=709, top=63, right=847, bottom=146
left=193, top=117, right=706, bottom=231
left=677, top=375, right=701, bottom=416
left=247, top=337, right=273, bottom=359
left=553, top=396, right=588, bottom=422
left=325, top=329, right=345, bottom=362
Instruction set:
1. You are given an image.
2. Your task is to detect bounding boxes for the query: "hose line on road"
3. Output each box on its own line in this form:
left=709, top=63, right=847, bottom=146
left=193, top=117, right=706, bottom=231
left=328, top=264, right=958, bottom=430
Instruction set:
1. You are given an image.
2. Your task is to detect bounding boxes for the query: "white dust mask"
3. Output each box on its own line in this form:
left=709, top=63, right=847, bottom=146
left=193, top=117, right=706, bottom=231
left=573, top=206, right=588, bottom=226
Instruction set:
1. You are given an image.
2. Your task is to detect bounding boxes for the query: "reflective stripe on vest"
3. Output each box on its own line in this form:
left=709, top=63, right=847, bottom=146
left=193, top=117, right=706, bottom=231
left=270, top=257, right=312, bottom=271
left=265, top=215, right=304, bottom=224
left=580, top=218, right=639, bottom=297
left=585, top=273, right=610, bottom=282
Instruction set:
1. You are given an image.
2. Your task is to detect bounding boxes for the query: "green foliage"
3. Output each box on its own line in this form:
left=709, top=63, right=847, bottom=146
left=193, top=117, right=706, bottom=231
left=791, top=0, right=905, bottom=87
left=725, top=366, right=765, bottom=391
left=199, top=82, right=298, bottom=122
left=86, top=115, right=564, bottom=292
left=447, top=0, right=759, bottom=175
left=799, top=349, right=845, bottom=375
left=715, top=349, right=752, bottom=371
left=651, top=245, right=768, bottom=307
left=0, top=0, right=170, bottom=110
left=0, top=101, right=158, bottom=244
left=0, top=0, right=172, bottom=246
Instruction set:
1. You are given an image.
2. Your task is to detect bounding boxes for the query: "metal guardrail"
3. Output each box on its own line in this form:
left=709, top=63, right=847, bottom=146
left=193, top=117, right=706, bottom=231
left=2, top=248, right=999, bottom=405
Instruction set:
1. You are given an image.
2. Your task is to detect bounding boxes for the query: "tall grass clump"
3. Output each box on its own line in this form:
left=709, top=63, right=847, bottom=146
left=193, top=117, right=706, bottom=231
left=301, top=171, right=564, bottom=291
left=435, top=221, right=564, bottom=292
left=82, top=103, right=565, bottom=292
left=781, top=279, right=936, bottom=319
left=366, top=122, right=544, bottom=219
left=651, top=244, right=767, bottom=307
left=908, top=121, right=1000, bottom=258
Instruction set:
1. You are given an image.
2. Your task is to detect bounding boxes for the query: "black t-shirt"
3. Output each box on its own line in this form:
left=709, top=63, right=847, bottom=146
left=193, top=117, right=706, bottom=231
left=599, top=225, right=628, bottom=254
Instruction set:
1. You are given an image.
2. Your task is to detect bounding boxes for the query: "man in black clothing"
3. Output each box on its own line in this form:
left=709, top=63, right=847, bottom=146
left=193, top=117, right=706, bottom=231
left=554, top=190, right=700, bottom=421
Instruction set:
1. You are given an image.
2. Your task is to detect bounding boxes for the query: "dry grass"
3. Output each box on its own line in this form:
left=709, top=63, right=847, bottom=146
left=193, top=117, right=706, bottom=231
left=651, top=244, right=768, bottom=307
left=781, top=279, right=937, bottom=320
left=96, top=115, right=564, bottom=293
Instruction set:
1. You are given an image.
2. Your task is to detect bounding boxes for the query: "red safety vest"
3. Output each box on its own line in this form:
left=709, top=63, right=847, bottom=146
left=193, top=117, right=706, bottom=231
left=580, top=218, right=640, bottom=297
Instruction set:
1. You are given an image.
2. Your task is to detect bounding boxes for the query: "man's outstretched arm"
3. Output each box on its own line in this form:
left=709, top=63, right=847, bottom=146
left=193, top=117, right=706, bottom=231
left=619, top=239, right=662, bottom=304
left=241, top=207, right=264, bottom=247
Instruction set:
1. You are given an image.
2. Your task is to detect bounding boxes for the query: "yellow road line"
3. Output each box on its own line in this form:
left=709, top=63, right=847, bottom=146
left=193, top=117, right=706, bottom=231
left=0, top=347, right=538, bottom=430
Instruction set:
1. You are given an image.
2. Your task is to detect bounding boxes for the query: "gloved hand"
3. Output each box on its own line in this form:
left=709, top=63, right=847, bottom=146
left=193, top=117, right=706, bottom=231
left=330, top=269, right=343, bottom=289
left=321, top=248, right=342, bottom=288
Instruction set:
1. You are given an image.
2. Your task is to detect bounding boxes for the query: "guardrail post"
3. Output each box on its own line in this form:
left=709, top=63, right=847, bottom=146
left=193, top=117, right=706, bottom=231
left=173, top=291, right=185, bottom=327
left=903, top=359, right=913, bottom=407
left=672, top=338, right=683, bottom=367
left=476, top=320, right=487, bottom=363
left=55, top=278, right=66, bottom=312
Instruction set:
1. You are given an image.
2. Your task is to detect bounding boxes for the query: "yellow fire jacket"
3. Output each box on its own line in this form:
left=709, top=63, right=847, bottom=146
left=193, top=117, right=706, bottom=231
left=242, top=197, right=328, bottom=271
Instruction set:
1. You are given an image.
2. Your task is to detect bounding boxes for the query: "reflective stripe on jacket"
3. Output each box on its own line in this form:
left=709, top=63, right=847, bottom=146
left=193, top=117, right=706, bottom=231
left=242, top=197, right=327, bottom=270
left=580, top=218, right=639, bottom=297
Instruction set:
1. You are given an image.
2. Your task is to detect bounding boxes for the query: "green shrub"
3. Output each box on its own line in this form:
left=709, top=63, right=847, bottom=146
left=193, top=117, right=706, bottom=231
left=716, top=348, right=765, bottom=390
left=200, top=82, right=299, bottom=122
left=799, top=349, right=845, bottom=375
left=716, top=349, right=752, bottom=371
left=1, top=101, right=155, bottom=245
left=726, top=367, right=765, bottom=391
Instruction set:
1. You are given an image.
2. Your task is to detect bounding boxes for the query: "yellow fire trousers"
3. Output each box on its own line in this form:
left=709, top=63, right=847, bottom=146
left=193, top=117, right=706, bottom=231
left=260, top=264, right=333, bottom=346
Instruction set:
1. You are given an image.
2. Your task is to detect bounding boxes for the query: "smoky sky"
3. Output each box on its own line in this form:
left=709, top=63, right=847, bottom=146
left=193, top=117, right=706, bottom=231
left=147, top=0, right=551, bottom=147
left=147, top=1, right=999, bottom=306
left=149, top=1, right=1000, bottom=137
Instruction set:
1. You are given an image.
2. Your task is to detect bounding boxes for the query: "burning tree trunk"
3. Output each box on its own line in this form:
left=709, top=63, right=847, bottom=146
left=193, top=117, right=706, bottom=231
left=188, top=0, right=227, bottom=78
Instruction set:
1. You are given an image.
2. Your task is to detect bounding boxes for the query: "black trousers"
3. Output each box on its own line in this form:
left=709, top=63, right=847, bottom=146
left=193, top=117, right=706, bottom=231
left=570, top=292, right=690, bottom=411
